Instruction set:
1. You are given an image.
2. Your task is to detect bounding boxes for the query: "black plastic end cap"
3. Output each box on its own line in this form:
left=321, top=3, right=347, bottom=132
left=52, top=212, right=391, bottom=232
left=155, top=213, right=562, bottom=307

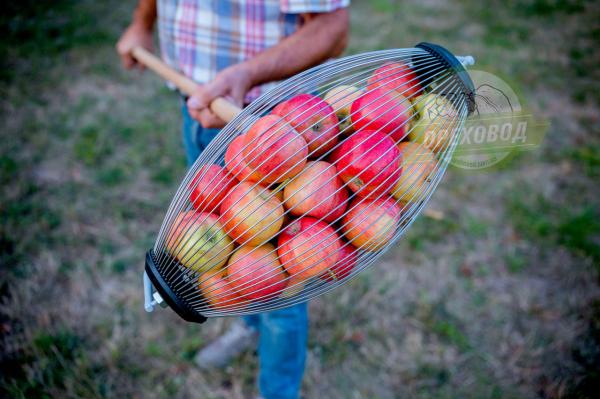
left=414, top=42, right=476, bottom=114
left=145, top=250, right=207, bottom=324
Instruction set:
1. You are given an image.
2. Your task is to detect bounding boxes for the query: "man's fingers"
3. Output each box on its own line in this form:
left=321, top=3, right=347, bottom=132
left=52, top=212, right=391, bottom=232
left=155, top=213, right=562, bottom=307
left=202, top=80, right=226, bottom=102
left=199, top=109, right=226, bottom=129
left=116, top=23, right=154, bottom=71
left=116, top=41, right=137, bottom=69
left=188, top=80, right=229, bottom=110
left=187, top=106, right=203, bottom=123
left=187, top=95, right=207, bottom=110
left=122, top=55, right=137, bottom=69
left=187, top=104, right=225, bottom=128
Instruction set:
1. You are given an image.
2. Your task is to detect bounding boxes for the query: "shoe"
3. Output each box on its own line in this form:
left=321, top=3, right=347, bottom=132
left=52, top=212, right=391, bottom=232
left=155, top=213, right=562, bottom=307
left=195, top=320, right=259, bottom=369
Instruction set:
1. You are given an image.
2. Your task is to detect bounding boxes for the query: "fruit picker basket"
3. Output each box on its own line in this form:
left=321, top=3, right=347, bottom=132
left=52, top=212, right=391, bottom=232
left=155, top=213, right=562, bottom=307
left=134, top=43, right=476, bottom=323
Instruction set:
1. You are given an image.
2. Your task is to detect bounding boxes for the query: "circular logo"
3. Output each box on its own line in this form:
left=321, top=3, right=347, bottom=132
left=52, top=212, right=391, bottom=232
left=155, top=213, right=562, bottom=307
left=450, top=70, right=523, bottom=170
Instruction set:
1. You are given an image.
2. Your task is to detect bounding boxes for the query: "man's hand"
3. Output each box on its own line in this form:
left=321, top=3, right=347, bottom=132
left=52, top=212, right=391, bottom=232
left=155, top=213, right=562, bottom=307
left=187, top=64, right=254, bottom=128
left=116, top=22, right=154, bottom=69
left=186, top=8, right=348, bottom=128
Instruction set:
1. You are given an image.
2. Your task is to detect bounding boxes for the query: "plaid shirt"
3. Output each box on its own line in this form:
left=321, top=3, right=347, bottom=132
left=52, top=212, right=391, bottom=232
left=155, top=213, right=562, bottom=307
left=157, top=0, right=349, bottom=102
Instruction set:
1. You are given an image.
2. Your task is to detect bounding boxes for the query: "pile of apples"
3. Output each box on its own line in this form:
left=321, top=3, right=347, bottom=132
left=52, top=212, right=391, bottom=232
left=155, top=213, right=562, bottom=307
left=164, top=62, right=458, bottom=311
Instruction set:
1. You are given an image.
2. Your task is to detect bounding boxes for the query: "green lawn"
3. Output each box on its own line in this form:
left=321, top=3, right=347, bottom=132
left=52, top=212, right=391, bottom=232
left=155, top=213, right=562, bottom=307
left=1, top=0, right=599, bottom=398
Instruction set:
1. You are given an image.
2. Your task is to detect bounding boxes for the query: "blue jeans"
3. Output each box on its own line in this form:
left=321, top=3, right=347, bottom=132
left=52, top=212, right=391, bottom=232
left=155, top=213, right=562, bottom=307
left=181, top=102, right=309, bottom=399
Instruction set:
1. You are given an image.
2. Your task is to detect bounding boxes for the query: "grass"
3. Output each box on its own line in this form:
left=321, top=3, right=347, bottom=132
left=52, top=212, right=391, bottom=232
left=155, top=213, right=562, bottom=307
left=1, top=0, right=600, bottom=398
left=508, top=193, right=600, bottom=266
left=568, top=144, right=600, bottom=177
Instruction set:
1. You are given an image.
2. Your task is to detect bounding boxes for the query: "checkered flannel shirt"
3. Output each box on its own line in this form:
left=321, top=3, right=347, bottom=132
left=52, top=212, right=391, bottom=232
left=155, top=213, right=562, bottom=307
left=157, top=0, right=350, bottom=103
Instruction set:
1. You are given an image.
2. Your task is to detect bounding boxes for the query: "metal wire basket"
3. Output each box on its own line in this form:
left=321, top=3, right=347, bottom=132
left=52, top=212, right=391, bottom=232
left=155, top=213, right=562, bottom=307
left=135, top=42, right=476, bottom=323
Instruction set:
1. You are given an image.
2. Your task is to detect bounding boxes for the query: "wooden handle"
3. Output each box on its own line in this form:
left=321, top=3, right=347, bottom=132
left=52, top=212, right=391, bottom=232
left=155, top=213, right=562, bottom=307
left=131, top=46, right=243, bottom=123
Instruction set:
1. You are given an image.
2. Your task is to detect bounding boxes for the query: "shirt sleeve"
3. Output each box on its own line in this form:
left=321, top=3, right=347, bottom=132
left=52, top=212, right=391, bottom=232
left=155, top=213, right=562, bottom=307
left=280, top=0, right=350, bottom=14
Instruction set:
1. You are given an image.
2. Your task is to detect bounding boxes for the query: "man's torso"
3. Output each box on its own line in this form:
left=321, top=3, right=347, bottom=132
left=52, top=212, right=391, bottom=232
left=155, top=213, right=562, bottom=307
left=157, top=0, right=348, bottom=102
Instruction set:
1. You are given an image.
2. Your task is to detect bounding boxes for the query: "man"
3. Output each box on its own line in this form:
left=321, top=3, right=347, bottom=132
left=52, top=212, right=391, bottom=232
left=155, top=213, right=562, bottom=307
left=117, top=1, right=349, bottom=398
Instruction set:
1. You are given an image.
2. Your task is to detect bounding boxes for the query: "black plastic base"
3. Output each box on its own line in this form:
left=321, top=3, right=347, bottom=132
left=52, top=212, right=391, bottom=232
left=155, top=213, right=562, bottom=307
left=414, top=42, right=476, bottom=114
left=145, top=249, right=207, bottom=324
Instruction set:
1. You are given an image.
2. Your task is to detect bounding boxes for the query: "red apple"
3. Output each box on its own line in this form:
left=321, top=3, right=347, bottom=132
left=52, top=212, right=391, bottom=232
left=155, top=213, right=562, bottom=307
left=198, top=271, right=247, bottom=310
left=320, top=242, right=357, bottom=282
left=350, top=88, right=412, bottom=142
left=367, top=62, right=422, bottom=99
left=272, top=94, right=339, bottom=157
left=342, top=197, right=402, bottom=251
left=220, top=181, right=285, bottom=246
left=165, top=211, right=234, bottom=272
left=188, top=164, right=237, bottom=214
left=226, top=244, right=288, bottom=301
left=283, top=161, right=348, bottom=222
left=331, top=130, right=402, bottom=198
left=224, top=135, right=261, bottom=182
left=243, top=115, right=308, bottom=184
left=277, top=217, right=342, bottom=280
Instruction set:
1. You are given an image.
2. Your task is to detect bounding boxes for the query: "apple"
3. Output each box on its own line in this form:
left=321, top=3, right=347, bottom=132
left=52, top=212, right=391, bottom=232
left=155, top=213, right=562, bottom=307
left=331, top=130, right=402, bottom=198
left=409, top=94, right=459, bottom=153
left=412, top=93, right=458, bottom=121
left=283, top=161, right=348, bottom=222
left=224, top=134, right=261, bottom=182
left=165, top=211, right=234, bottom=272
left=350, top=88, right=412, bottom=142
left=320, top=242, right=358, bottom=282
left=243, top=115, right=308, bottom=183
left=277, top=217, right=342, bottom=281
left=391, top=142, right=437, bottom=203
left=226, top=244, right=288, bottom=300
left=272, top=93, right=340, bottom=157
left=323, top=85, right=362, bottom=135
left=220, top=181, right=285, bottom=246
left=188, top=164, right=237, bottom=214
left=198, top=271, right=247, bottom=310
left=342, top=197, right=402, bottom=251
left=366, top=62, right=422, bottom=99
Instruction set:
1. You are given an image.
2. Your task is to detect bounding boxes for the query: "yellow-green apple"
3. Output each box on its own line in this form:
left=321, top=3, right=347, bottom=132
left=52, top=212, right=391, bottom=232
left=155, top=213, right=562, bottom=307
left=391, top=142, right=437, bottom=203
left=350, top=88, right=412, bottom=142
left=330, top=130, right=402, bottom=198
left=323, top=85, right=362, bottom=135
left=224, top=134, right=261, bottom=182
left=165, top=211, right=234, bottom=272
left=272, top=93, right=340, bottom=157
left=320, top=241, right=357, bottom=282
left=198, top=271, right=247, bottom=310
left=219, top=181, right=285, bottom=246
left=283, top=161, right=348, bottom=222
left=409, top=94, right=459, bottom=153
left=342, top=197, right=402, bottom=251
left=277, top=217, right=342, bottom=281
left=188, top=164, right=237, bottom=214
left=225, top=244, right=288, bottom=300
left=243, top=115, right=308, bottom=183
left=367, top=62, right=422, bottom=99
